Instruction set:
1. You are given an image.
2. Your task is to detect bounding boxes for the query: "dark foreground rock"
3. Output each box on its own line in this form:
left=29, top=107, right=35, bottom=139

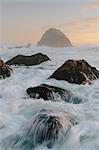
left=49, top=59, right=99, bottom=84
left=25, top=109, right=77, bottom=148
left=0, top=59, right=12, bottom=79
left=6, top=53, right=50, bottom=66
left=2, top=110, right=78, bottom=149
left=27, top=84, right=71, bottom=102
left=37, top=28, right=72, bottom=47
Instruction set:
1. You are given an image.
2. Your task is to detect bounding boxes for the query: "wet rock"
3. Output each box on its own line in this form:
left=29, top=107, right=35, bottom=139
left=6, top=53, right=50, bottom=66
left=27, top=84, right=71, bottom=102
left=0, top=59, right=12, bottom=79
left=25, top=109, right=77, bottom=148
left=37, top=28, right=72, bottom=47
left=1, top=110, right=78, bottom=149
left=49, top=59, right=99, bottom=84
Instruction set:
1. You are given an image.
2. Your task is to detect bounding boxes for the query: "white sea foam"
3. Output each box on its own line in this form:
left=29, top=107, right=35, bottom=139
left=0, top=45, right=99, bottom=150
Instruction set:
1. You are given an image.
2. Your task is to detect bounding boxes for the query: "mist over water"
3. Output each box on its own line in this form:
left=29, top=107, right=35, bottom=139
left=0, top=45, right=99, bottom=150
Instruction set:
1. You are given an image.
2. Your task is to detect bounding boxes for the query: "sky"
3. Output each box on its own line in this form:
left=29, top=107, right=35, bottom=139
left=0, top=0, right=99, bottom=46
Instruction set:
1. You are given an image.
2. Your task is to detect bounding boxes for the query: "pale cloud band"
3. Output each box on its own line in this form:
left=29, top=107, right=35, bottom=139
left=45, top=16, right=99, bottom=45
left=82, top=0, right=99, bottom=9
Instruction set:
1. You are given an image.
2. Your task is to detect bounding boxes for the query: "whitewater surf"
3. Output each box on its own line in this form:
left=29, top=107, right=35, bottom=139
left=0, top=45, right=99, bottom=150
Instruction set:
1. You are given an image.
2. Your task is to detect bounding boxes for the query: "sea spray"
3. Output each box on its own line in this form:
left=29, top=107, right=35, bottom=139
left=0, top=45, right=99, bottom=150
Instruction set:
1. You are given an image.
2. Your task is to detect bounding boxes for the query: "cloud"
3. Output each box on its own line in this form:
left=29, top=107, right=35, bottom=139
left=45, top=16, right=99, bottom=44
left=44, top=16, right=99, bottom=33
left=82, top=0, right=99, bottom=9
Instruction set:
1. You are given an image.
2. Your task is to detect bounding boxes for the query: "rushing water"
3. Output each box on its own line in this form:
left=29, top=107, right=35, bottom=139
left=0, top=45, right=99, bottom=150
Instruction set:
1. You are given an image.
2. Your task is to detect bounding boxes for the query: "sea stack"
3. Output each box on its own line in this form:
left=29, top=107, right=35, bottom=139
left=37, top=28, right=72, bottom=47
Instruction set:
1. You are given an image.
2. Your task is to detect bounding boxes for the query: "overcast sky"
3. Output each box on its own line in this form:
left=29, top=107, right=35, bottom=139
left=0, top=0, right=99, bottom=45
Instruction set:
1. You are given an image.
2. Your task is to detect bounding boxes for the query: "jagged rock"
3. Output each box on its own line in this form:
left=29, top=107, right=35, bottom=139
left=27, top=84, right=81, bottom=104
left=37, top=28, right=72, bottom=47
left=6, top=53, right=50, bottom=66
left=0, top=59, right=12, bottom=79
left=27, top=84, right=71, bottom=102
left=25, top=109, right=77, bottom=148
left=49, top=59, right=99, bottom=84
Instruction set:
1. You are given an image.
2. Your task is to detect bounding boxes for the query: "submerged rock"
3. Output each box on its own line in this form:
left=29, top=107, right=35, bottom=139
left=2, top=110, right=77, bottom=149
left=0, top=59, right=12, bottom=79
left=6, top=53, right=50, bottom=66
left=25, top=109, right=77, bottom=148
left=49, top=59, right=99, bottom=84
left=37, top=28, right=72, bottom=47
left=27, top=84, right=71, bottom=102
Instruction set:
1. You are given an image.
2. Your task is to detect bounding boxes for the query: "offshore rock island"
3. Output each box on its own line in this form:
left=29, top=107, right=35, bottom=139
left=37, top=28, right=72, bottom=47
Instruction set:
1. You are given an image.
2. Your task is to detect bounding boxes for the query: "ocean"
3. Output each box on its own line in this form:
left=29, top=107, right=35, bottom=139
left=0, top=45, right=99, bottom=150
